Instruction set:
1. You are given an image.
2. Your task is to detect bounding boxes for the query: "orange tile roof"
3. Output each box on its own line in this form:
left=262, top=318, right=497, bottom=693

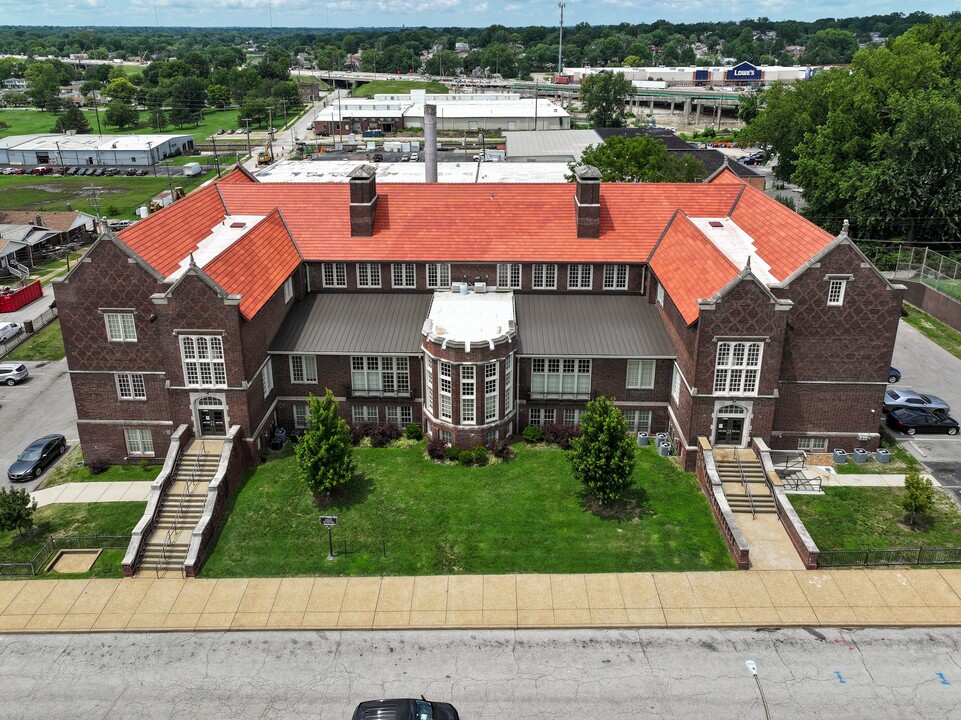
left=203, top=210, right=301, bottom=319
left=707, top=167, right=747, bottom=185
left=649, top=213, right=739, bottom=325
left=729, top=183, right=833, bottom=281
left=118, top=183, right=228, bottom=278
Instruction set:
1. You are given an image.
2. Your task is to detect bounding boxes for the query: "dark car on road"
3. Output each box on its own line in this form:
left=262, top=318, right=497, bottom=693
left=353, top=698, right=459, bottom=720
left=887, top=408, right=959, bottom=436
left=7, top=434, right=67, bottom=482
left=888, top=366, right=901, bottom=383
left=883, top=389, right=950, bottom=414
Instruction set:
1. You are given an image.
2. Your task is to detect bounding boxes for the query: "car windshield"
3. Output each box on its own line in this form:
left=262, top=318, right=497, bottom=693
left=18, top=446, right=43, bottom=462
left=415, top=700, right=434, bottom=720
left=918, top=394, right=932, bottom=403
left=887, top=391, right=901, bottom=399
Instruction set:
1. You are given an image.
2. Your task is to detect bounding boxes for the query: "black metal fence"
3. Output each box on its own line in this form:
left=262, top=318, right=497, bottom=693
left=0, top=534, right=131, bottom=577
left=0, top=306, right=58, bottom=359
left=818, top=547, right=961, bottom=568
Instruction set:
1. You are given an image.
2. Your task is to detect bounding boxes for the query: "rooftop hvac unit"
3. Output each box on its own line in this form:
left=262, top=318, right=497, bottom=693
left=474, top=282, right=487, bottom=293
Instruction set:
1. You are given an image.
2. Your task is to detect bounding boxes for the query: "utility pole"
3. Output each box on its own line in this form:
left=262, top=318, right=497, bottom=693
left=211, top=136, right=221, bottom=178
left=267, top=107, right=275, bottom=161
left=557, top=2, right=566, bottom=79
left=90, top=90, right=102, bottom=134
left=242, top=117, right=252, bottom=157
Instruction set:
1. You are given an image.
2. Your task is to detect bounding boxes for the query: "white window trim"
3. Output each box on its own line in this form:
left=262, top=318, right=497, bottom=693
left=568, top=264, right=593, bottom=290
left=356, top=263, right=382, bottom=289
left=290, top=354, right=318, bottom=384
left=104, top=312, right=137, bottom=342
left=798, top=437, right=828, bottom=452
left=624, top=409, right=652, bottom=434
left=603, top=264, right=629, bottom=290
left=262, top=358, right=274, bottom=398
left=124, top=428, right=154, bottom=456
left=461, top=364, right=475, bottom=424
left=293, top=403, right=310, bottom=430
left=283, top=277, right=294, bottom=303
left=626, top=359, right=656, bottom=390
left=532, top=264, right=557, bottom=290
left=115, top=372, right=146, bottom=400
left=391, top=263, right=416, bottom=289
left=827, top=279, right=846, bottom=306
left=713, top=341, right=763, bottom=396
left=484, top=362, right=498, bottom=422
left=671, top=364, right=681, bottom=404
left=497, top=263, right=522, bottom=289
left=323, top=262, right=347, bottom=288
left=439, top=361, right=452, bottom=421
left=531, top=358, right=591, bottom=398
left=656, top=282, right=665, bottom=307
left=426, top=263, right=451, bottom=289
left=180, top=335, right=227, bottom=388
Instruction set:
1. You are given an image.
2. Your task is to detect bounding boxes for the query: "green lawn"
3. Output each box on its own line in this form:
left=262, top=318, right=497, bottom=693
left=903, top=303, right=961, bottom=363
left=201, top=443, right=733, bottom=578
left=0, top=502, right=145, bottom=564
left=3, top=318, right=65, bottom=361
left=40, top=444, right=163, bottom=488
left=351, top=80, right=449, bottom=98
left=834, top=430, right=921, bottom=475
left=791, top=486, right=961, bottom=550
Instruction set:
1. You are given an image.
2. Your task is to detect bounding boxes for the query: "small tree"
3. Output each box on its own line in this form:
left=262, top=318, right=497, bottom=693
left=0, top=487, right=38, bottom=536
left=569, top=396, right=636, bottom=505
left=903, top=471, right=935, bottom=527
left=52, top=104, right=92, bottom=134
left=295, top=389, right=355, bottom=496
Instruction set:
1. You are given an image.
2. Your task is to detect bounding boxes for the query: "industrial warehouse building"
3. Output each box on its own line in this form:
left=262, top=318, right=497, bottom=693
left=0, top=133, right=195, bottom=166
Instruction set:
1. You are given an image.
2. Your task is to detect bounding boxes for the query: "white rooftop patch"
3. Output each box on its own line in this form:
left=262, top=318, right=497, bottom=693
left=255, top=160, right=570, bottom=183
left=425, top=289, right=516, bottom=350
left=690, top=217, right=778, bottom=285
left=165, top=215, right=265, bottom=283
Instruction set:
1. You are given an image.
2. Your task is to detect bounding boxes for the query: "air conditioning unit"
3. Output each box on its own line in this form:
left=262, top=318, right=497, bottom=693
left=474, top=282, right=487, bottom=293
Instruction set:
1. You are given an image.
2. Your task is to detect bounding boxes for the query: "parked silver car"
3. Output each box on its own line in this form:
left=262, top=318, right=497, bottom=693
left=883, top=389, right=950, bottom=414
left=0, top=362, right=29, bottom=386
left=0, top=321, right=22, bottom=342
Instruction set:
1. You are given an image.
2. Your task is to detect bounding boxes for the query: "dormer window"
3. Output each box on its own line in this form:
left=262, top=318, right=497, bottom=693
left=827, top=279, right=846, bottom=306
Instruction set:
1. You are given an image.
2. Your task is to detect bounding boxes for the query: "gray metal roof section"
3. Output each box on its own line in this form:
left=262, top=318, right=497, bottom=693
left=515, top=295, right=676, bottom=358
left=271, top=293, right=433, bottom=355
left=504, top=129, right=601, bottom=161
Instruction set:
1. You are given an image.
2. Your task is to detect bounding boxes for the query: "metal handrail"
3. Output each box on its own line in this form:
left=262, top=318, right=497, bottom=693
left=734, top=448, right=757, bottom=520
left=154, top=440, right=207, bottom=577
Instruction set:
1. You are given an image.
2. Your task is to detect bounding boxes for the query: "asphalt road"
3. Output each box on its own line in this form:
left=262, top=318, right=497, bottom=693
left=1, top=628, right=960, bottom=719
left=0, top=359, right=78, bottom=491
left=888, top=319, right=961, bottom=494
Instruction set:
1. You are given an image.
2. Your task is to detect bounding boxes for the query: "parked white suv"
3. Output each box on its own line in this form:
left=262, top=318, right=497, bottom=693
left=0, top=322, right=23, bottom=342
left=0, top=362, right=29, bottom=386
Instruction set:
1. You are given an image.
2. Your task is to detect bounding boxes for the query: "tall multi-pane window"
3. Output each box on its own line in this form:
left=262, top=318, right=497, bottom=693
left=439, top=362, right=452, bottom=420
left=568, top=264, right=593, bottom=289
left=293, top=404, right=310, bottom=430
left=322, top=262, right=347, bottom=287
left=657, top=282, right=665, bottom=306
left=351, top=356, right=410, bottom=395
left=504, top=354, right=514, bottom=413
left=563, top=408, right=580, bottom=426
left=283, top=277, right=294, bottom=303
left=626, top=359, right=656, bottom=389
left=484, top=362, right=498, bottom=422
left=290, top=354, right=318, bottom=383
left=115, top=373, right=146, bottom=400
left=671, top=364, right=680, bottom=403
left=624, top=409, right=652, bottom=433
left=530, top=358, right=591, bottom=396
left=714, top=342, right=763, bottom=395
left=532, top=264, right=557, bottom=290
left=180, top=335, right=227, bottom=387
left=827, top=279, right=846, bottom=306
left=356, top=263, right=382, bottom=288
left=461, top=365, right=475, bottom=423
left=261, top=359, right=274, bottom=398
left=386, top=406, right=413, bottom=426
left=351, top=406, right=379, bottom=423
left=497, top=263, right=521, bottom=289
left=426, top=263, right=451, bottom=289
left=425, top=359, right=434, bottom=413
left=104, top=312, right=137, bottom=342
left=124, top=428, right=154, bottom=456
left=603, top=264, right=628, bottom=290
left=392, top=263, right=416, bottom=288
left=529, top=408, right=555, bottom=426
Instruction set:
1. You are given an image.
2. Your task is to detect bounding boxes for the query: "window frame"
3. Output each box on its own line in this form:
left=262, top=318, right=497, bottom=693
left=827, top=279, right=846, bottom=307
left=603, top=264, right=629, bottom=290
left=293, top=404, right=310, bottom=430
left=530, top=357, right=591, bottom=398
left=262, top=358, right=274, bottom=398
left=656, top=282, right=665, bottom=307
left=104, top=312, right=137, bottom=342
left=484, top=362, right=498, bottom=422
left=797, top=437, right=828, bottom=452
left=180, top=335, right=227, bottom=388
left=290, top=354, right=318, bottom=384
left=671, top=364, right=681, bottom=404
left=351, top=355, right=410, bottom=396
left=426, top=263, right=451, bottom=289
left=322, top=262, right=347, bottom=288
left=624, top=409, right=652, bottom=434
left=461, top=364, right=475, bottom=424
left=356, top=262, right=382, bottom=289
left=626, top=359, right=656, bottom=390
left=567, top=264, right=593, bottom=290
left=713, top=341, right=764, bottom=396
left=283, top=277, right=294, bottom=303
left=124, top=428, right=154, bottom=456
left=439, top=361, right=452, bottom=421
left=391, top=263, right=417, bottom=289
left=115, top=372, right=146, bottom=400
left=532, top=264, right=557, bottom=290
left=497, top=263, right=522, bottom=289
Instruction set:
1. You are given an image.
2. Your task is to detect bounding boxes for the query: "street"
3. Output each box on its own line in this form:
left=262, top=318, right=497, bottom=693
left=0, top=359, right=78, bottom=491
left=1, top=627, right=959, bottom=719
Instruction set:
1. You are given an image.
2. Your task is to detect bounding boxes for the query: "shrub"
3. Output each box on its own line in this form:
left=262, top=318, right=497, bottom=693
left=404, top=423, right=423, bottom=441
left=522, top=424, right=542, bottom=444
left=487, top=440, right=515, bottom=462
left=87, top=462, right=108, bottom=475
left=541, top=423, right=581, bottom=450
left=350, top=422, right=375, bottom=445
left=471, top=444, right=489, bottom=466
left=426, top=436, right=447, bottom=461
left=446, top=445, right=462, bottom=462
left=137, top=459, right=150, bottom=471
left=370, top=423, right=402, bottom=448
left=458, top=448, right=474, bottom=466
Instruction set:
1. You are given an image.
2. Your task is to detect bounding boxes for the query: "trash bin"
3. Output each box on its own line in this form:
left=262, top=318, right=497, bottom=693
left=658, top=441, right=672, bottom=457
left=875, top=448, right=891, bottom=464
left=853, top=447, right=869, bottom=464
left=832, top=448, right=847, bottom=464
left=636, top=432, right=649, bottom=447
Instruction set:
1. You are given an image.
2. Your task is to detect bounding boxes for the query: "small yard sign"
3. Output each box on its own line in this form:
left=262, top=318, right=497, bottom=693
left=319, top=515, right=339, bottom=560
left=319, top=516, right=339, bottom=527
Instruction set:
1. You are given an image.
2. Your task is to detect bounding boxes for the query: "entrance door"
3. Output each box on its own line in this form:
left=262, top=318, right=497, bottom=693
left=715, top=416, right=745, bottom=445
left=199, top=408, right=226, bottom=436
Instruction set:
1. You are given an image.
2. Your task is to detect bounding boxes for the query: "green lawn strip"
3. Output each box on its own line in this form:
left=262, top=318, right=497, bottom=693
left=350, top=80, right=449, bottom=98
left=40, top=444, right=163, bottom=488
left=833, top=430, right=921, bottom=475
left=201, top=443, right=733, bottom=578
left=4, top=319, right=65, bottom=361
left=903, top=303, right=961, bottom=362
left=0, top=501, right=146, bottom=563
left=791, top=486, right=961, bottom=550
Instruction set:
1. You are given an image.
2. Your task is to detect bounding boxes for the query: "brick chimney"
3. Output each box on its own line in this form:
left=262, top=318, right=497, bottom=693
left=573, top=165, right=601, bottom=238
left=349, top=165, right=378, bottom=237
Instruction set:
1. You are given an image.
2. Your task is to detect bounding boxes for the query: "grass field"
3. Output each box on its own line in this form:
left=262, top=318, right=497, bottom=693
left=351, top=80, right=449, bottom=98
left=201, top=443, right=733, bottom=578
left=4, top=319, right=65, bottom=361
left=791, top=486, right=961, bottom=550
left=903, top=303, right=961, bottom=363
left=40, top=444, right=164, bottom=488
left=834, top=430, right=921, bottom=475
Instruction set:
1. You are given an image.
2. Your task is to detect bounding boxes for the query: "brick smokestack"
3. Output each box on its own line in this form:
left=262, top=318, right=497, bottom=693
left=349, top=164, right=378, bottom=237
left=573, top=164, right=601, bottom=238
left=424, top=104, right=438, bottom=184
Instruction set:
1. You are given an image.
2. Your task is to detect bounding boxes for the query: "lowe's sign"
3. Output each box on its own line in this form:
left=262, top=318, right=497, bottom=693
left=725, top=62, right=761, bottom=83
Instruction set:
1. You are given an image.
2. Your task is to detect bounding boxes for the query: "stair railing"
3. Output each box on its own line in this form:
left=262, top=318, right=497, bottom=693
left=154, top=440, right=208, bottom=577
left=734, top=448, right=757, bottom=520
left=8, top=259, right=30, bottom=282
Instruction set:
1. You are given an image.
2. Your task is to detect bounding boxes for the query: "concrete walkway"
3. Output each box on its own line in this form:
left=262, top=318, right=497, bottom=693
left=31, top=481, right=152, bottom=508
left=4, top=569, right=961, bottom=633
left=736, top=515, right=805, bottom=570
left=789, top=467, right=941, bottom=491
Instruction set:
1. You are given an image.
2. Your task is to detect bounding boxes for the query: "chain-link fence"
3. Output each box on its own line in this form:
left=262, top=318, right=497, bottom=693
left=890, top=246, right=961, bottom=302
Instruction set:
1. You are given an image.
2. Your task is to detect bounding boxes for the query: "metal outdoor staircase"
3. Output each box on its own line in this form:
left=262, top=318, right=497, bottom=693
left=137, top=441, right=218, bottom=576
left=716, top=448, right=777, bottom=517
left=7, top=259, right=30, bottom=282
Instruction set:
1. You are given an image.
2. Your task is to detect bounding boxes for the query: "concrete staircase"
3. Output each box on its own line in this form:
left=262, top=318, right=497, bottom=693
left=715, top=449, right=777, bottom=516
left=137, top=442, right=220, bottom=576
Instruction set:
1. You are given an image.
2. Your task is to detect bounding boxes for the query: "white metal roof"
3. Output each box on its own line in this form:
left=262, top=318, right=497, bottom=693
left=165, top=215, right=265, bottom=283
left=0, top=133, right=194, bottom=152
left=425, top=289, right=516, bottom=348
left=254, top=159, right=570, bottom=183
left=689, top=217, right=778, bottom=286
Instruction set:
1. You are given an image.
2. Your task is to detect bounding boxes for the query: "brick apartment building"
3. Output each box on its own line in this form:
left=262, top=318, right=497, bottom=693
left=53, top=164, right=904, bottom=471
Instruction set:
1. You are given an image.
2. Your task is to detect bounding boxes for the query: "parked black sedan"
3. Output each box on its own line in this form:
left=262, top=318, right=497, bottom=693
left=7, top=434, right=67, bottom=482
left=886, top=408, right=960, bottom=436
left=353, top=698, right=459, bottom=720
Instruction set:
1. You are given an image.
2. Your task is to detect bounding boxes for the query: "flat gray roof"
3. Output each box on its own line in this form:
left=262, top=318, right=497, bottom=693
left=504, top=129, right=601, bottom=161
left=271, top=293, right=433, bottom=355
left=514, top=294, right=675, bottom=358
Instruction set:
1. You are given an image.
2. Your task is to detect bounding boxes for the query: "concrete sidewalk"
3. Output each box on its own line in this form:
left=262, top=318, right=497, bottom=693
left=3, top=569, right=961, bottom=633
left=31, top=481, right=152, bottom=508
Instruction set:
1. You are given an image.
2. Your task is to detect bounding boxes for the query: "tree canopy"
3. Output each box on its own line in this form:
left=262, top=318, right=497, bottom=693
left=569, top=396, right=636, bottom=505
left=573, top=136, right=706, bottom=183
left=295, top=390, right=355, bottom=497
left=580, top=71, right=635, bottom=128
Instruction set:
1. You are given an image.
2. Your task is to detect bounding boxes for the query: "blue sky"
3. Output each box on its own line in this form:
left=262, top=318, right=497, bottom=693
left=2, top=0, right=956, bottom=29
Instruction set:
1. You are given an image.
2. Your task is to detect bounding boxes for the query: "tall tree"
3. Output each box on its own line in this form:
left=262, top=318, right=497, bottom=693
left=52, top=104, right=92, bottom=134
left=802, top=28, right=859, bottom=65
left=104, top=98, right=139, bottom=129
left=295, top=390, right=355, bottom=497
left=579, top=71, right=635, bottom=128
left=573, top=136, right=705, bottom=183
left=568, top=396, right=636, bottom=505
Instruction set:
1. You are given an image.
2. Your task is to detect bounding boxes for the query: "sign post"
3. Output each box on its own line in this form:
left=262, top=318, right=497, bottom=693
left=319, top=515, right=338, bottom=561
